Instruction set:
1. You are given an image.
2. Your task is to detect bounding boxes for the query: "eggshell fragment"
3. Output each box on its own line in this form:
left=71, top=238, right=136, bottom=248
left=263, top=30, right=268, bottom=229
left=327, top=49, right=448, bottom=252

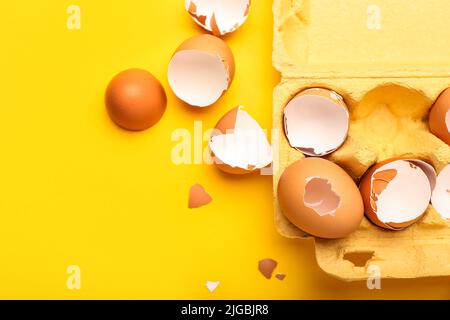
left=168, top=35, right=235, bottom=107
left=188, top=184, right=213, bottom=209
left=275, top=273, right=286, bottom=280
left=185, top=0, right=251, bottom=36
left=431, top=164, right=450, bottom=221
left=429, top=88, right=450, bottom=145
left=105, top=69, right=167, bottom=131
left=283, top=88, right=349, bottom=157
left=360, top=159, right=432, bottom=230
left=205, top=280, right=220, bottom=293
left=277, top=158, right=364, bottom=239
left=258, top=259, right=277, bottom=279
left=209, top=106, right=272, bottom=174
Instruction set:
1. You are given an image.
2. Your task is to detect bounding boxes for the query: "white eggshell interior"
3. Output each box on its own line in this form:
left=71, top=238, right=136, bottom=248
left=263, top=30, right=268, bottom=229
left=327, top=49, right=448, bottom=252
left=185, top=0, right=250, bottom=35
left=168, top=50, right=229, bottom=107
left=303, top=177, right=341, bottom=217
left=431, top=164, right=450, bottom=220
left=406, top=159, right=437, bottom=190
left=446, top=109, right=450, bottom=131
left=284, top=93, right=349, bottom=156
left=209, top=107, right=272, bottom=170
left=372, top=160, right=431, bottom=224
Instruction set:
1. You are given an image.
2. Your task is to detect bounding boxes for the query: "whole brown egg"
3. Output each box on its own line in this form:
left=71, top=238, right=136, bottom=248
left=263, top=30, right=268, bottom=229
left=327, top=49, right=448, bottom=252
left=105, top=69, right=167, bottom=131
left=277, top=158, right=364, bottom=239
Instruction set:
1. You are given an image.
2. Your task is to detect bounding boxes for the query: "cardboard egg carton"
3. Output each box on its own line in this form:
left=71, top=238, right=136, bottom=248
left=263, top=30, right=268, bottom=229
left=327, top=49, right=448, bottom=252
left=272, top=0, right=450, bottom=280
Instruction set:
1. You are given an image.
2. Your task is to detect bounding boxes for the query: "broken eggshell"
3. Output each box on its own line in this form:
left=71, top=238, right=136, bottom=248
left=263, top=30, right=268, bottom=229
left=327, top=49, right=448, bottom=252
left=277, top=158, right=364, bottom=239
left=258, top=258, right=277, bottom=279
left=168, top=34, right=235, bottom=107
left=188, top=184, right=213, bottom=209
left=283, top=88, right=350, bottom=157
left=359, top=159, right=433, bottom=230
left=275, top=273, right=286, bottom=281
left=185, top=0, right=251, bottom=36
left=429, top=88, right=450, bottom=145
left=205, top=280, right=220, bottom=293
left=209, top=106, right=272, bottom=174
left=431, top=164, right=450, bottom=221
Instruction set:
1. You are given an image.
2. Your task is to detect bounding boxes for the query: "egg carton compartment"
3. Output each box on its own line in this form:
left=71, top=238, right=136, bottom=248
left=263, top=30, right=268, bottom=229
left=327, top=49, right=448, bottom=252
left=273, top=0, right=450, bottom=79
left=273, top=78, right=450, bottom=280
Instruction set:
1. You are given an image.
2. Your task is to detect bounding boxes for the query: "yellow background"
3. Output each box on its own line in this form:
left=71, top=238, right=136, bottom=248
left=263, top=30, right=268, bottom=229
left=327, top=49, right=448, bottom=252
left=0, top=0, right=448, bottom=299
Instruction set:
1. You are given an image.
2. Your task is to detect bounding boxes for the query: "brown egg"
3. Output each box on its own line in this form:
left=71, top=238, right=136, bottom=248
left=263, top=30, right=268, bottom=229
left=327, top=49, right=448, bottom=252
left=359, top=158, right=432, bottom=230
left=429, top=88, right=450, bottom=145
left=277, top=158, right=364, bottom=239
left=105, top=69, right=167, bottom=131
left=168, top=35, right=235, bottom=107
left=209, top=106, right=273, bottom=175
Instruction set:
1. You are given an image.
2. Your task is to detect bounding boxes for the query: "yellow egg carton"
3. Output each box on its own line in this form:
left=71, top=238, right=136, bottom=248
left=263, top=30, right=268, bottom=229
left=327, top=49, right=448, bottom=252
left=272, top=0, right=450, bottom=280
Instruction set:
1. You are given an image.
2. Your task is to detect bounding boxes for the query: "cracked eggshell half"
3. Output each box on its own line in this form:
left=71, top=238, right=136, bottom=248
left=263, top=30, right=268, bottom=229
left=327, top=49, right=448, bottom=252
left=209, top=106, right=272, bottom=175
left=168, top=35, right=235, bottom=107
left=283, top=88, right=350, bottom=157
left=429, top=88, right=450, bottom=145
left=277, top=158, right=364, bottom=239
left=185, top=0, right=251, bottom=36
left=431, top=164, right=450, bottom=221
left=360, top=159, right=433, bottom=231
